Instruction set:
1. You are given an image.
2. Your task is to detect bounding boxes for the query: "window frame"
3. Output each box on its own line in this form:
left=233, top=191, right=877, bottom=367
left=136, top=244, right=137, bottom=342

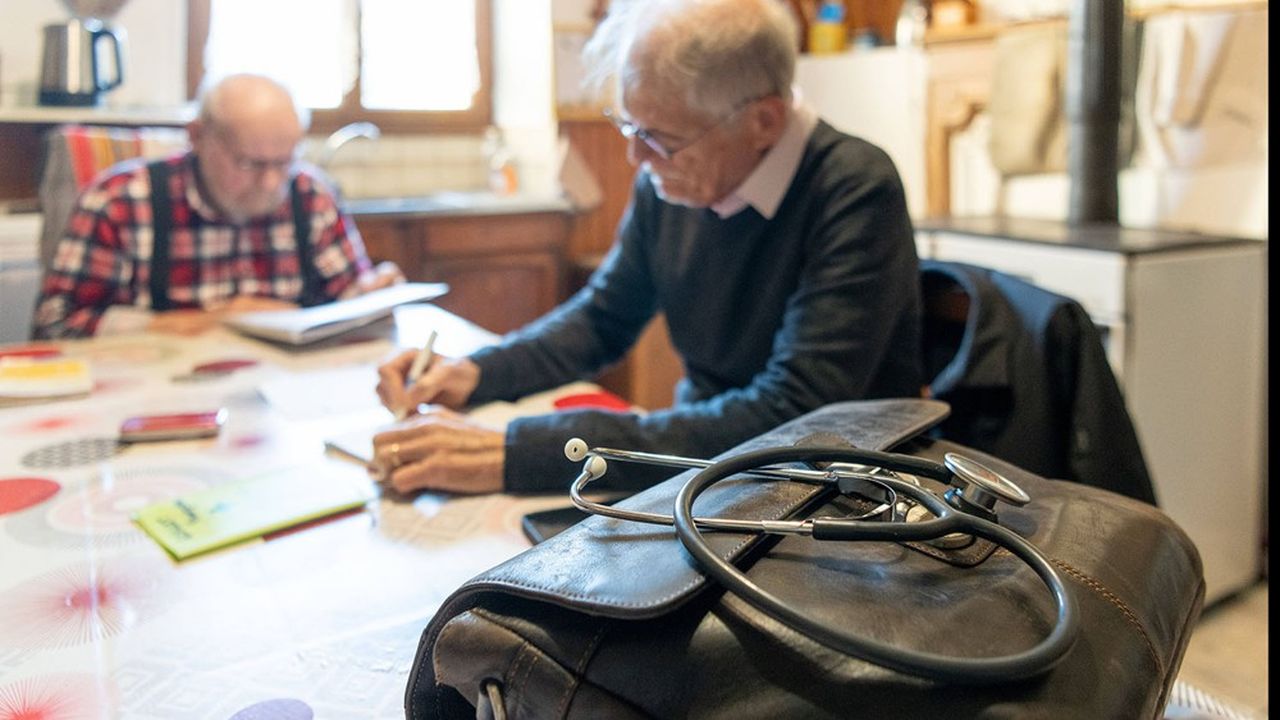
left=186, top=0, right=493, bottom=134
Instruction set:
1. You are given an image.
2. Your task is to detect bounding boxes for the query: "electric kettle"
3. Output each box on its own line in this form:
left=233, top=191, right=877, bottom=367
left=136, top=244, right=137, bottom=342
left=38, top=18, right=125, bottom=106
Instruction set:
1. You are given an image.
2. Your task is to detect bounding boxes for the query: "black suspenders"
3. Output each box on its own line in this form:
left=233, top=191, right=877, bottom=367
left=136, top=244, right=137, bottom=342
left=146, top=160, right=324, bottom=311
left=146, top=161, right=175, bottom=311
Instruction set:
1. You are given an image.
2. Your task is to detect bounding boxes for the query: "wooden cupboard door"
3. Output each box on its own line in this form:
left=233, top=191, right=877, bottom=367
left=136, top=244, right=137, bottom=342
left=353, top=217, right=422, bottom=275
left=423, top=253, right=563, bottom=335
left=419, top=214, right=568, bottom=256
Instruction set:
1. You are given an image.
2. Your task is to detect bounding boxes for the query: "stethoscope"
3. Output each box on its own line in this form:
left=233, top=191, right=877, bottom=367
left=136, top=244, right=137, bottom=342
left=562, top=438, right=1079, bottom=684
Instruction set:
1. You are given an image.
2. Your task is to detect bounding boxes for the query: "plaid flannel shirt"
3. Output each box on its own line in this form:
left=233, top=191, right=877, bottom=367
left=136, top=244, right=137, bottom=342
left=33, top=152, right=372, bottom=339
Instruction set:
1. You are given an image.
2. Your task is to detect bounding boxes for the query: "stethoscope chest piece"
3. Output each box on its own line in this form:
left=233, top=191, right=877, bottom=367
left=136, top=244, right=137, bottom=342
left=942, top=452, right=1030, bottom=522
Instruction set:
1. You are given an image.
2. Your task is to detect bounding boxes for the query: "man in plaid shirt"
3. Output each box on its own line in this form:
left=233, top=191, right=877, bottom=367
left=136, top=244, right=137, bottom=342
left=33, top=73, right=402, bottom=339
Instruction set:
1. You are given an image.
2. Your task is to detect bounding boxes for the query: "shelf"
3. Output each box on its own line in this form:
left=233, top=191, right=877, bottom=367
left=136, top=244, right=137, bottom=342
left=0, top=104, right=195, bottom=126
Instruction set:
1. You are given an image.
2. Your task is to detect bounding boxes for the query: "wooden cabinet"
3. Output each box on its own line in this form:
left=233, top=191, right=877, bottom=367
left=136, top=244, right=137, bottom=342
left=356, top=210, right=570, bottom=336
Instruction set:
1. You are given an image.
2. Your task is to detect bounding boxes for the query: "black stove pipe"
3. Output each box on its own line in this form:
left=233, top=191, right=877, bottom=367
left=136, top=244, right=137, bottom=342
left=1065, top=0, right=1123, bottom=225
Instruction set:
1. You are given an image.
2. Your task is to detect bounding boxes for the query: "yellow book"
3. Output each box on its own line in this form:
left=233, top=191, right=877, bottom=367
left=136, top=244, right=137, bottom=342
left=132, top=464, right=373, bottom=560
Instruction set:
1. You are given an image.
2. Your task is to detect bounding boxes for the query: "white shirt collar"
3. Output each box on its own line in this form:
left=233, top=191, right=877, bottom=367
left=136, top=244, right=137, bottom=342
left=710, top=97, right=819, bottom=220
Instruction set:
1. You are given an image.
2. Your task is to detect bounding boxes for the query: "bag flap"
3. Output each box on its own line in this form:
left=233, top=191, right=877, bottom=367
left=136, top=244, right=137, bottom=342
left=451, top=398, right=947, bottom=619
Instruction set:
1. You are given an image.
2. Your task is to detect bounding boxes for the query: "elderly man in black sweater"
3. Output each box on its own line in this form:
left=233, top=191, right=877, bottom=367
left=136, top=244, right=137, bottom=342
left=373, top=0, right=921, bottom=494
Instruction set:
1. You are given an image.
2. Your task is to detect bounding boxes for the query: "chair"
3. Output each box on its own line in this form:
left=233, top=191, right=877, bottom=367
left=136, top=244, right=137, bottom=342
left=919, top=258, right=1157, bottom=505
left=36, top=124, right=189, bottom=273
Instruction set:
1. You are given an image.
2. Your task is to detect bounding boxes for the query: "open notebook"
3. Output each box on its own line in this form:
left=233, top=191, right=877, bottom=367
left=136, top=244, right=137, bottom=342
left=223, top=282, right=448, bottom=345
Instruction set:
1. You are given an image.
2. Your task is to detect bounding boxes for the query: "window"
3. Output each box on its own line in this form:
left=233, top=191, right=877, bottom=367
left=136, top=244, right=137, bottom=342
left=187, top=0, right=492, bottom=133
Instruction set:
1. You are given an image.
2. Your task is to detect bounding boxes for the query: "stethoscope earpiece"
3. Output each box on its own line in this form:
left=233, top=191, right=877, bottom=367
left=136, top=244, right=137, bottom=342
left=566, top=438, right=608, bottom=479
left=584, top=455, right=608, bottom=480
left=564, top=437, right=590, bottom=462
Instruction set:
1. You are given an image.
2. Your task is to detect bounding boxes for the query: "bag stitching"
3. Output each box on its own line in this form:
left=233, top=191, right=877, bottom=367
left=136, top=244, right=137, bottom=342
left=1048, top=555, right=1164, bottom=674
left=556, top=619, right=612, bottom=718
left=508, top=639, right=541, bottom=712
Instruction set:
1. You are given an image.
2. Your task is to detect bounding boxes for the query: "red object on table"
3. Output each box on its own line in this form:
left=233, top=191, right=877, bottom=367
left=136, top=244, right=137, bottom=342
left=0, top=477, right=62, bottom=515
left=0, top=345, right=62, bottom=361
left=191, top=359, right=259, bottom=374
left=552, top=391, right=631, bottom=412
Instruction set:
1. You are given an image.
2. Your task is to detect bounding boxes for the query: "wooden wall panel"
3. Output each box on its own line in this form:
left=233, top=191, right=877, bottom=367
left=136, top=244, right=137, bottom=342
left=0, top=124, right=48, bottom=203
left=558, top=118, right=636, bottom=261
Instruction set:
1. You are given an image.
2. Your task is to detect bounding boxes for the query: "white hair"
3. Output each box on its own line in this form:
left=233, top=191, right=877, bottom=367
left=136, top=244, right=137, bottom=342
left=583, top=0, right=798, bottom=119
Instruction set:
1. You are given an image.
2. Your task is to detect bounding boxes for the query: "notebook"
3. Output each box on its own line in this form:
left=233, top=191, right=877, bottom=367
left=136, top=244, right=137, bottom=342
left=222, top=282, right=449, bottom=345
left=132, top=463, right=374, bottom=560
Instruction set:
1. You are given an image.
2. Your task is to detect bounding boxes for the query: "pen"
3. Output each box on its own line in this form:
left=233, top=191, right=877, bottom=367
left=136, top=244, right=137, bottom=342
left=398, top=330, right=437, bottom=420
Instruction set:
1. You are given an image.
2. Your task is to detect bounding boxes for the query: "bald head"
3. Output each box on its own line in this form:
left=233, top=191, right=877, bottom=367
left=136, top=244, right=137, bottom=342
left=188, top=74, right=307, bottom=222
left=197, top=74, right=305, bottom=141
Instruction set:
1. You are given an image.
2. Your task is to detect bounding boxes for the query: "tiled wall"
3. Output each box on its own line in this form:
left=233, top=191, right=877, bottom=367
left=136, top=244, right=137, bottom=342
left=303, top=134, right=490, bottom=199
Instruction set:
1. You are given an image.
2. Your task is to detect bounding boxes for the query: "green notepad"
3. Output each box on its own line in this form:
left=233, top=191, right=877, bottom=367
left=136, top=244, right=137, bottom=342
left=133, top=464, right=374, bottom=560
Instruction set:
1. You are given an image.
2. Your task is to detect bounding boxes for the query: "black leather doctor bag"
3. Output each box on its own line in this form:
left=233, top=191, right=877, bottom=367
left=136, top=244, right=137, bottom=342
left=406, top=399, right=1203, bottom=719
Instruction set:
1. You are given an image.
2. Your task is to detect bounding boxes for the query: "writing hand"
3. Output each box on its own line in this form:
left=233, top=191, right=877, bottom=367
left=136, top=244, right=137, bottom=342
left=371, top=407, right=505, bottom=494
left=375, top=350, right=479, bottom=418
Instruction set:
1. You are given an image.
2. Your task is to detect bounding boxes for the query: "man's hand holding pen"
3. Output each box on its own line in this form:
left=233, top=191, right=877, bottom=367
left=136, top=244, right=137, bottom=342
left=372, top=336, right=503, bottom=494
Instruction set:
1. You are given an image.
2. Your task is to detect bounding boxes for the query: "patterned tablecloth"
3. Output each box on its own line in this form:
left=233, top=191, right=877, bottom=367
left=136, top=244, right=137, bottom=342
left=0, top=305, right=600, bottom=719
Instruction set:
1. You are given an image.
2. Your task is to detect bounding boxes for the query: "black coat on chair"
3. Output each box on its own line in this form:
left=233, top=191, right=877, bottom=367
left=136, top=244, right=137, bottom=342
left=920, top=259, right=1157, bottom=505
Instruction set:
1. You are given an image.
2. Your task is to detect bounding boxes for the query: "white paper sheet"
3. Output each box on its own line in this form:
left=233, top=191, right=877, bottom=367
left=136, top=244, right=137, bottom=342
left=223, top=283, right=448, bottom=345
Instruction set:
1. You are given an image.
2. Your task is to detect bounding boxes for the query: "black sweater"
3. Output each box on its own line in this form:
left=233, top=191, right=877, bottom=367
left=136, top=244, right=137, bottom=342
left=471, top=121, right=922, bottom=492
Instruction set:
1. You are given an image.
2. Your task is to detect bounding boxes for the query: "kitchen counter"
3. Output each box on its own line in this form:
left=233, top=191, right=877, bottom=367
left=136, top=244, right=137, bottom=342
left=916, top=215, right=1264, bottom=255
left=342, top=190, right=573, bottom=218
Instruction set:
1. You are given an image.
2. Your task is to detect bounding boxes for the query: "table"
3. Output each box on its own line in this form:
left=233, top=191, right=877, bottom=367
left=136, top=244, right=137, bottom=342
left=0, top=305, right=594, bottom=719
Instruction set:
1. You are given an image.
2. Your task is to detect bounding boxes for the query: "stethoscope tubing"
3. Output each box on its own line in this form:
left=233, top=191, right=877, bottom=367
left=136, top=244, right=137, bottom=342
left=569, top=446, right=919, bottom=531
left=671, top=445, right=1079, bottom=683
left=582, top=445, right=953, bottom=483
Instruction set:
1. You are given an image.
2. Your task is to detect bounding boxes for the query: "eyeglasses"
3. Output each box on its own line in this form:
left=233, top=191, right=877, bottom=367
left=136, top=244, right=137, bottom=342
left=604, top=99, right=758, bottom=161
left=228, top=154, right=296, bottom=175
left=215, top=131, right=299, bottom=175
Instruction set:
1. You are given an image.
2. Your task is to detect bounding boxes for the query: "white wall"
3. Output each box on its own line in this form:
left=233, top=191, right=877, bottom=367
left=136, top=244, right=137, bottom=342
left=492, top=0, right=559, bottom=196
left=796, top=48, right=929, bottom=221
left=0, top=0, right=185, bottom=109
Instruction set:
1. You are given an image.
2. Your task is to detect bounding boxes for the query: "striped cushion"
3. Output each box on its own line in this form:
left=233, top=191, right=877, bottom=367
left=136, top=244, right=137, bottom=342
left=57, top=124, right=188, bottom=188
left=37, top=124, right=189, bottom=272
